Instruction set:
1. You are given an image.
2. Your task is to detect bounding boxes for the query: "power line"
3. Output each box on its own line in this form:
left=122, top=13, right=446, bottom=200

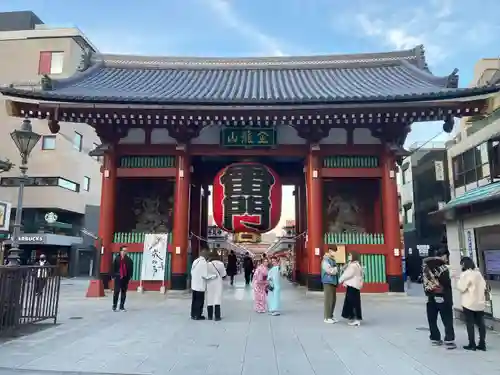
left=403, top=130, right=444, bottom=161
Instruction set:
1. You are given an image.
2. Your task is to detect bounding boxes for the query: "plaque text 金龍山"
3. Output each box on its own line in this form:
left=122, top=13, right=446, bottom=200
left=220, top=128, right=277, bottom=148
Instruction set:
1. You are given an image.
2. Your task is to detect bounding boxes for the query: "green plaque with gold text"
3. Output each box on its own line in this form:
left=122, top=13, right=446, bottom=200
left=220, top=128, right=277, bottom=148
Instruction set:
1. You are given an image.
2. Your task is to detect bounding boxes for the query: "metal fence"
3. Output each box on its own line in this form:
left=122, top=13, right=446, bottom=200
left=0, top=265, right=61, bottom=335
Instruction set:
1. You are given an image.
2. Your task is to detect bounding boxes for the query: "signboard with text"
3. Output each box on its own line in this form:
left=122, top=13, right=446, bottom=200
left=220, top=128, right=277, bottom=148
left=0, top=201, right=12, bottom=232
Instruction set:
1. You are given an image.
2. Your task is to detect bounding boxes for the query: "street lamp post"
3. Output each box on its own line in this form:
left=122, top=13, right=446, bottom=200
left=7, top=118, right=41, bottom=266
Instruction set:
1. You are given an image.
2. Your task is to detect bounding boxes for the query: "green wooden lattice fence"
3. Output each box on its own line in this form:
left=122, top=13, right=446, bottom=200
left=323, top=155, right=379, bottom=168
left=119, top=156, right=175, bottom=168
left=324, top=232, right=384, bottom=244
left=113, top=232, right=173, bottom=243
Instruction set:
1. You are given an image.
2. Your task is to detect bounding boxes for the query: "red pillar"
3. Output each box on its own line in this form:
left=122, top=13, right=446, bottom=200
left=171, top=153, right=191, bottom=290
left=87, top=150, right=116, bottom=297
left=299, top=180, right=307, bottom=286
left=190, top=183, right=202, bottom=259
left=381, top=149, right=404, bottom=292
left=306, top=149, right=323, bottom=291
left=200, top=185, right=209, bottom=249
left=293, top=186, right=301, bottom=283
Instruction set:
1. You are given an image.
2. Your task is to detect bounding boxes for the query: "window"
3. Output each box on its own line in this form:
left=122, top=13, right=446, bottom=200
left=41, top=135, right=56, bottom=150
left=58, top=178, right=79, bottom=192
left=0, top=176, right=79, bottom=192
left=402, top=167, right=411, bottom=185
left=73, top=132, right=82, bottom=151
left=38, top=51, right=64, bottom=75
left=92, top=142, right=102, bottom=162
left=452, top=143, right=491, bottom=188
left=404, top=206, right=413, bottom=224
left=83, top=176, right=90, bottom=191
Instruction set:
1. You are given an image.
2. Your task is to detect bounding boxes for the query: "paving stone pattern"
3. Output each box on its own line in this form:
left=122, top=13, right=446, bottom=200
left=0, top=278, right=499, bottom=375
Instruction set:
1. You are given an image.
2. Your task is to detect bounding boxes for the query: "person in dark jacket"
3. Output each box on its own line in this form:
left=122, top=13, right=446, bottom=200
left=226, top=250, right=238, bottom=285
left=422, top=247, right=456, bottom=349
left=112, top=246, right=134, bottom=312
left=242, top=252, right=254, bottom=286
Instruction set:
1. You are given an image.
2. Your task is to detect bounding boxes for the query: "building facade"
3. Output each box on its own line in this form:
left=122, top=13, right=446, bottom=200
left=397, top=143, right=451, bottom=279
left=0, top=12, right=102, bottom=275
left=439, top=58, right=500, bottom=324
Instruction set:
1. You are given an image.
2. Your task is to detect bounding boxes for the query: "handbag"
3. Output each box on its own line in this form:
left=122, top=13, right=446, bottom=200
left=485, top=284, right=492, bottom=302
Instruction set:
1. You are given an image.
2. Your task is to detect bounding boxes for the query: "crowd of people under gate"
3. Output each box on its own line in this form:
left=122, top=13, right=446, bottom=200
left=102, top=242, right=491, bottom=353
left=186, top=244, right=490, bottom=352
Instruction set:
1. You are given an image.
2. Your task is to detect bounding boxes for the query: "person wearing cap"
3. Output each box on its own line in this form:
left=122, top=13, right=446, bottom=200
left=35, top=254, right=50, bottom=296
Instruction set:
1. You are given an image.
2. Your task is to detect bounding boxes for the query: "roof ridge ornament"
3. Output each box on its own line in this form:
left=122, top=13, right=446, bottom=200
left=413, top=45, right=430, bottom=72
left=40, top=75, right=53, bottom=91
left=78, top=48, right=93, bottom=72
left=445, top=68, right=459, bottom=88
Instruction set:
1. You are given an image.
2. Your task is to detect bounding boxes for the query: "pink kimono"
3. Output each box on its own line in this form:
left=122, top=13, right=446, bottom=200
left=253, top=264, right=268, bottom=313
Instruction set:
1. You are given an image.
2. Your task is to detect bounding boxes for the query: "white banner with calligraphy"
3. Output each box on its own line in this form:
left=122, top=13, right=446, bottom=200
left=141, top=233, right=168, bottom=281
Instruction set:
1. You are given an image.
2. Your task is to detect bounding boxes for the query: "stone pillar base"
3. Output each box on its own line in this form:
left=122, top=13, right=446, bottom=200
left=387, top=275, right=405, bottom=293
left=307, top=274, right=322, bottom=292
left=170, top=273, right=188, bottom=290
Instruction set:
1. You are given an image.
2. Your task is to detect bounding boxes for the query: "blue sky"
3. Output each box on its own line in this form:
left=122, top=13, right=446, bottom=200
left=3, top=0, right=500, bottom=144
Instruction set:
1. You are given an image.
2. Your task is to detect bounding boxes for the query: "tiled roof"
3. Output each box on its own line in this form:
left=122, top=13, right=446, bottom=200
left=441, top=182, right=500, bottom=211
left=2, top=46, right=499, bottom=105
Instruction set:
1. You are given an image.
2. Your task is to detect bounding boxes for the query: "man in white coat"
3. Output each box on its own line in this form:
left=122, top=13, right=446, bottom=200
left=206, top=252, right=227, bottom=321
left=190, top=249, right=215, bottom=320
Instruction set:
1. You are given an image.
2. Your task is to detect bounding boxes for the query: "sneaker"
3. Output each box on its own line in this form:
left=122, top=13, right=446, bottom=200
left=463, top=344, right=476, bottom=351
left=324, top=318, right=335, bottom=324
left=112, top=307, right=117, bottom=312
left=271, top=312, right=280, bottom=316
left=431, top=340, right=443, bottom=346
left=331, top=317, right=339, bottom=323
left=119, top=307, right=126, bottom=312
left=348, top=320, right=361, bottom=326
left=445, top=342, right=457, bottom=350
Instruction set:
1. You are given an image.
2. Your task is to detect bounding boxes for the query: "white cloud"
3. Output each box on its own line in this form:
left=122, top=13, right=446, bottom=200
left=337, top=0, right=500, bottom=68
left=202, top=0, right=286, bottom=56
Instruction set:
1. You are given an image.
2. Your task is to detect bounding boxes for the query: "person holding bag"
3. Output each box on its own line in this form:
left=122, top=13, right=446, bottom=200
left=321, top=246, right=339, bottom=324
left=456, top=256, right=488, bottom=351
left=267, top=256, right=282, bottom=316
left=339, top=252, right=364, bottom=326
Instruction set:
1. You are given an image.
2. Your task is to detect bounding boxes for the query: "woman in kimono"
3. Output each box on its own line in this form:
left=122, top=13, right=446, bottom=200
left=252, top=257, right=269, bottom=313
left=267, top=256, right=282, bottom=316
left=206, top=252, right=227, bottom=321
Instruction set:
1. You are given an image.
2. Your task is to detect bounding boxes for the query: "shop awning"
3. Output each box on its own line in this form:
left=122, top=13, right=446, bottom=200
left=439, top=182, right=500, bottom=211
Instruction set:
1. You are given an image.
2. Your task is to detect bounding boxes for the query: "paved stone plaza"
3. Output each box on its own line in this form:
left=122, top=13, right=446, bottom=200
left=0, top=278, right=498, bottom=375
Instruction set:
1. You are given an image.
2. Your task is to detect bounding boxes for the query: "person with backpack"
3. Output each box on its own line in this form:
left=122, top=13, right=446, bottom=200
left=422, top=247, right=456, bottom=349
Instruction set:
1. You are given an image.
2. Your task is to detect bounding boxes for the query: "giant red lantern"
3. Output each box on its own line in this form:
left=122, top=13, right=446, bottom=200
left=212, top=162, right=281, bottom=233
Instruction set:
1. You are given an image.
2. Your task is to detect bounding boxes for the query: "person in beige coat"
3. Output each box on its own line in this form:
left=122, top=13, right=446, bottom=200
left=339, top=252, right=364, bottom=326
left=456, top=257, right=487, bottom=351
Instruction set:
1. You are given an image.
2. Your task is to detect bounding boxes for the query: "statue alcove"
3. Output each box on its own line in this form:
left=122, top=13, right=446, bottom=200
left=115, top=178, right=175, bottom=234
left=323, top=179, right=381, bottom=234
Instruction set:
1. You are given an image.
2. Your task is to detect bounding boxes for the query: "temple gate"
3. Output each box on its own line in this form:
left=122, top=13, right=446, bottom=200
left=2, top=45, right=499, bottom=294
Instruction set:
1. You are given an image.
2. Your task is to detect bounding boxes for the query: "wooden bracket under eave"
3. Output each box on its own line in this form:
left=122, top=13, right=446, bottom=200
left=4, top=99, right=23, bottom=117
